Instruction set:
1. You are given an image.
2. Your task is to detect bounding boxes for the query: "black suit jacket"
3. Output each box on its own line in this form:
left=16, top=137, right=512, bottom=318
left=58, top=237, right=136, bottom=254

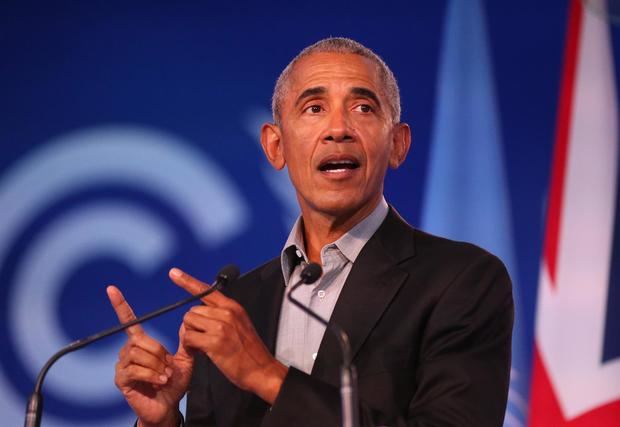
left=186, top=208, right=513, bottom=426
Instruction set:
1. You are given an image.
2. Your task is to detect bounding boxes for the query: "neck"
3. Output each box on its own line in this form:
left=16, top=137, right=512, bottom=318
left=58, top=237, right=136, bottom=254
left=300, top=198, right=382, bottom=264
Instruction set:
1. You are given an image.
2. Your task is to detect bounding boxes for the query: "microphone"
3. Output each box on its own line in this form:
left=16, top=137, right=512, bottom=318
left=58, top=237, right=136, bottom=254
left=24, top=264, right=240, bottom=427
left=299, top=262, right=323, bottom=284
left=287, top=263, right=359, bottom=427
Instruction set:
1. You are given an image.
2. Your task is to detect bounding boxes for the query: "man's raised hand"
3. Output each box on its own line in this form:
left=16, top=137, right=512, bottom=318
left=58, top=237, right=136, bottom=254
left=169, top=268, right=288, bottom=405
left=107, top=286, right=192, bottom=427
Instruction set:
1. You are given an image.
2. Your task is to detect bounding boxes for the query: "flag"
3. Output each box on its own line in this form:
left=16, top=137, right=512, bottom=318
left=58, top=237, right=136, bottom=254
left=529, top=0, right=620, bottom=425
left=420, top=1, right=529, bottom=425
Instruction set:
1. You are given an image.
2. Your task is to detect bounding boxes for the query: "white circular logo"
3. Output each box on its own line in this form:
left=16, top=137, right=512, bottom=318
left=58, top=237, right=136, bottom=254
left=0, top=125, right=249, bottom=426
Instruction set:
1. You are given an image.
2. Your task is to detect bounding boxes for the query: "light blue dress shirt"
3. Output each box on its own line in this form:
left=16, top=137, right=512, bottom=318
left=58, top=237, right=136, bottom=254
left=276, top=197, right=389, bottom=374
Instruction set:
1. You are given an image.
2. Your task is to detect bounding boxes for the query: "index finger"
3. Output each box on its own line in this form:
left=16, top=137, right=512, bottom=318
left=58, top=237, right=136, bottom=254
left=106, top=285, right=145, bottom=337
left=169, top=268, right=231, bottom=307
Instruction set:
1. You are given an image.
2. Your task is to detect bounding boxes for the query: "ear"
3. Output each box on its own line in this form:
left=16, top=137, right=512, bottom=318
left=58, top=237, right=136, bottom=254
left=260, top=123, right=286, bottom=170
left=388, top=123, right=411, bottom=169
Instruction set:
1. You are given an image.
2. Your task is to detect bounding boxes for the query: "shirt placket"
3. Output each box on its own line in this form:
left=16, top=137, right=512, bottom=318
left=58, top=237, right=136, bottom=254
left=305, top=247, right=346, bottom=372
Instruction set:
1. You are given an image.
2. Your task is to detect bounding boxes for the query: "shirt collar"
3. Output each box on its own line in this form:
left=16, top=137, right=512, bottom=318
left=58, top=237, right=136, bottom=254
left=334, top=196, right=388, bottom=263
left=280, top=196, right=389, bottom=285
left=280, top=216, right=308, bottom=285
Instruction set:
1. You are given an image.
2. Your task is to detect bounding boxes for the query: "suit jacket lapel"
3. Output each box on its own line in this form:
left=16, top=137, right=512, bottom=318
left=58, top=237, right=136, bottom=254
left=311, top=208, right=416, bottom=382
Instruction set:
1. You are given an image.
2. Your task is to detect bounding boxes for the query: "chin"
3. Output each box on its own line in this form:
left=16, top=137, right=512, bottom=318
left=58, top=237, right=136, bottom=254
left=311, top=193, right=369, bottom=218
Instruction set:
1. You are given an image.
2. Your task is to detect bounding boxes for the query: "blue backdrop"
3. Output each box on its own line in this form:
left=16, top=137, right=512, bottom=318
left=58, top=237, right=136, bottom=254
left=1, top=1, right=614, bottom=426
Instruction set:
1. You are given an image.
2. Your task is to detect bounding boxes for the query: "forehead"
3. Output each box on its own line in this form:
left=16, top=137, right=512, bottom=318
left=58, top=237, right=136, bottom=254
left=287, top=52, right=383, bottom=96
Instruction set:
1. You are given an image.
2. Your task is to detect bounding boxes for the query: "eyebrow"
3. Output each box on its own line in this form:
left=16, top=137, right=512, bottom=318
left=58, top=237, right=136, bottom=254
left=294, top=86, right=326, bottom=107
left=350, top=87, right=382, bottom=108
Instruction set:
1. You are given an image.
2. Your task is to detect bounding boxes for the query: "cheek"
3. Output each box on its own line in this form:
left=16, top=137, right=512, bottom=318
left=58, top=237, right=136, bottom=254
left=282, top=146, right=312, bottom=188
left=283, top=144, right=307, bottom=168
left=282, top=132, right=317, bottom=169
left=363, top=137, right=393, bottom=172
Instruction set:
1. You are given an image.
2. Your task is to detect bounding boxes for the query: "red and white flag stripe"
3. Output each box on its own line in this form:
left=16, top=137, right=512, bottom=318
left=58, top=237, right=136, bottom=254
left=529, top=0, right=620, bottom=425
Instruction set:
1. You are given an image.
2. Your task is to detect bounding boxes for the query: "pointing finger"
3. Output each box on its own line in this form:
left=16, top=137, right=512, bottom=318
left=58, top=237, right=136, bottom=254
left=106, top=285, right=144, bottom=336
left=169, top=268, right=231, bottom=308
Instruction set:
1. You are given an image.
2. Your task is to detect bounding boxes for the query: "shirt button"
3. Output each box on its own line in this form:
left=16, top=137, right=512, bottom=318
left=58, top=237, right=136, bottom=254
left=312, top=352, right=317, bottom=360
left=296, top=249, right=302, bottom=258
left=317, top=290, right=326, bottom=299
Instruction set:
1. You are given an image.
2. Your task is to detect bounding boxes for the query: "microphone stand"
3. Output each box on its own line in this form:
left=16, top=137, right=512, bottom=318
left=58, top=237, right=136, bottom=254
left=24, top=265, right=239, bottom=427
left=288, top=263, right=359, bottom=427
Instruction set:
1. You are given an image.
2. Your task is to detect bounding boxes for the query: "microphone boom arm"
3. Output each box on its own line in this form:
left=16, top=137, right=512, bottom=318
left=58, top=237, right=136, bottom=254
left=287, top=265, right=359, bottom=427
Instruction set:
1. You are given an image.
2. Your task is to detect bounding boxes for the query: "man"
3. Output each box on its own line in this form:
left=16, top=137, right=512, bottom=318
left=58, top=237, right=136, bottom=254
left=108, top=37, right=513, bottom=426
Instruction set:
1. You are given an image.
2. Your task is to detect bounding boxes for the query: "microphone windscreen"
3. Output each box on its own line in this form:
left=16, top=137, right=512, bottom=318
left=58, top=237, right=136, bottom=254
left=301, top=263, right=322, bottom=284
left=216, top=264, right=240, bottom=285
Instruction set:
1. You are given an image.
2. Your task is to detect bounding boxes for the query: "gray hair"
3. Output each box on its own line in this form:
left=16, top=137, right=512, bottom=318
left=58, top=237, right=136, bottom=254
left=271, top=37, right=401, bottom=125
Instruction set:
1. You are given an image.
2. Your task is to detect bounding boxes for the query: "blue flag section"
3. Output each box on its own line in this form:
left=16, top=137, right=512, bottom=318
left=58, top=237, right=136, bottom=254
left=0, top=1, right=600, bottom=425
left=421, top=1, right=529, bottom=425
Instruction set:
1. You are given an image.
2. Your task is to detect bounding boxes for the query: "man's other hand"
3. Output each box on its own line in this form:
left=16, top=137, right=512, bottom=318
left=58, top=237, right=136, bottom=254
left=107, top=286, right=193, bottom=427
left=169, top=268, right=288, bottom=405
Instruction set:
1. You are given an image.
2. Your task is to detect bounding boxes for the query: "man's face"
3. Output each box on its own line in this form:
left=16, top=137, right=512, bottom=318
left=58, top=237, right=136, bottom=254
left=262, top=52, right=410, bottom=220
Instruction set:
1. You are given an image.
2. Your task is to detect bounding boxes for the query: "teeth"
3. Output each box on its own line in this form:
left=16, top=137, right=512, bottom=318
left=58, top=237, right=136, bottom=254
left=319, top=158, right=359, bottom=172
left=324, top=160, right=356, bottom=166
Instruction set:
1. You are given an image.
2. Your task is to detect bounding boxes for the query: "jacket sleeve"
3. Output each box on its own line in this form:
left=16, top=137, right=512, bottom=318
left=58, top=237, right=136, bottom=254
left=185, top=353, right=217, bottom=426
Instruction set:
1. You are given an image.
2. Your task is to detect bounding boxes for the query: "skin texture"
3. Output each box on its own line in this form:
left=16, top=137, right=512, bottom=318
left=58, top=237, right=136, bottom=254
left=110, top=51, right=411, bottom=426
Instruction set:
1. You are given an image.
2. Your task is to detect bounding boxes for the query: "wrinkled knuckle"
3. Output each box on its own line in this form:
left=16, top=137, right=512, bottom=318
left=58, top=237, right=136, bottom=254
left=128, top=335, right=141, bottom=346
left=128, top=346, right=140, bottom=360
left=190, top=305, right=204, bottom=314
left=183, top=312, right=194, bottom=324
left=125, top=365, right=136, bottom=378
left=128, top=365, right=143, bottom=379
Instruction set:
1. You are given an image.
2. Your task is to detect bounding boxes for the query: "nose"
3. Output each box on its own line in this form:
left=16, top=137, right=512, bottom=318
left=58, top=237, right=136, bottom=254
left=323, top=108, right=353, bottom=143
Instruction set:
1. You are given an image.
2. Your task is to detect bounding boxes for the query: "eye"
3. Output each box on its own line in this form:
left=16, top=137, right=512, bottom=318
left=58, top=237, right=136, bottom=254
left=354, top=104, right=373, bottom=113
left=304, top=105, right=323, bottom=114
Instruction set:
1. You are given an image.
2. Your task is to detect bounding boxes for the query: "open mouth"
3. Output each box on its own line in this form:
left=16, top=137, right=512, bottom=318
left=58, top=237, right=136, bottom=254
left=318, top=157, right=361, bottom=173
